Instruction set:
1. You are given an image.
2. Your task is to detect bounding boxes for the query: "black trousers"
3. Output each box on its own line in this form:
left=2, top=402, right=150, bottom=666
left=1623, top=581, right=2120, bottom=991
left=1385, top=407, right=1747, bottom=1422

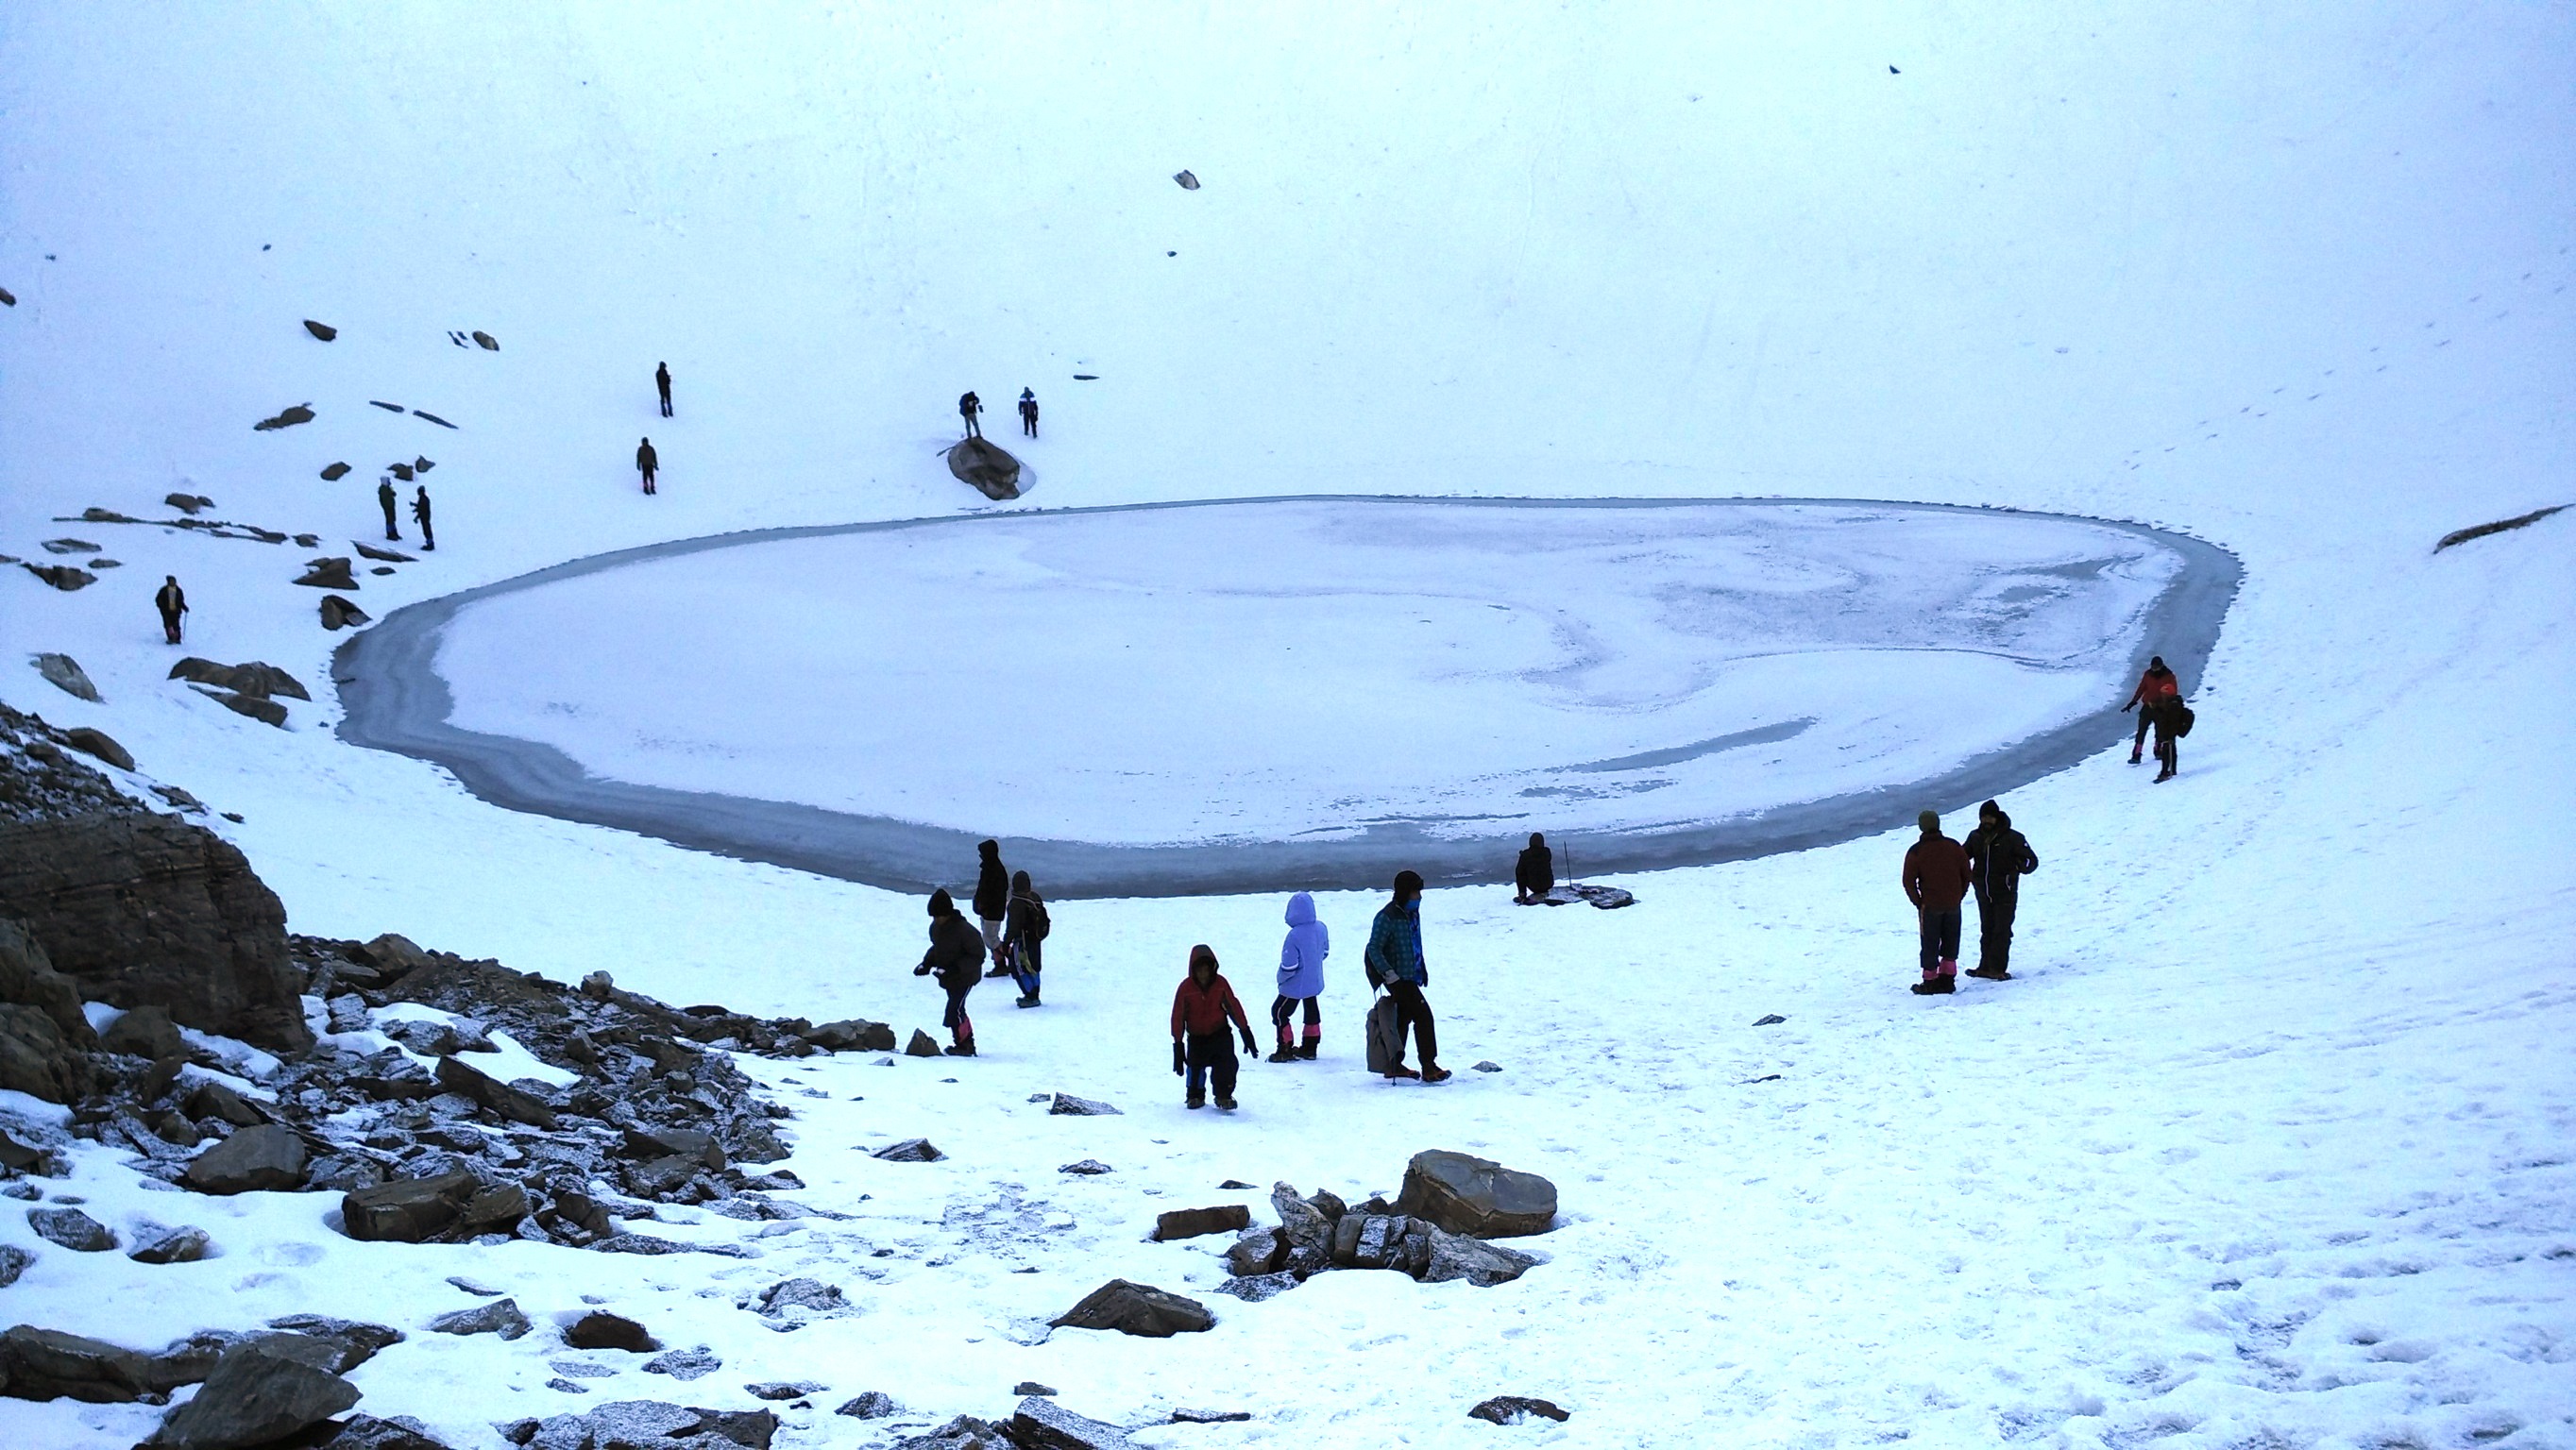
left=1919, top=908, right=1962, bottom=974
left=941, top=981, right=974, bottom=1039
left=1388, top=980, right=1437, bottom=1066
left=1270, top=994, right=1319, bottom=1047
left=1975, top=893, right=2017, bottom=973
left=2131, top=710, right=2152, bottom=754
left=1185, top=1031, right=1237, bottom=1100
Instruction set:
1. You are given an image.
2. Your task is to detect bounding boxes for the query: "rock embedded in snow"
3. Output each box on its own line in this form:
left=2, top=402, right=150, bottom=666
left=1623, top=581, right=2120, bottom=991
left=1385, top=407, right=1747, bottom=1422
left=1214, top=1272, right=1297, bottom=1303
left=129, top=1226, right=214, bottom=1265
left=61, top=727, right=133, bottom=771
left=832, top=1391, right=895, bottom=1418
left=144, top=1340, right=361, bottom=1449
left=1467, top=1395, right=1570, bottom=1425
left=433, top=1053, right=558, bottom=1127
left=186, top=1079, right=264, bottom=1126
left=1173, top=169, right=1199, bottom=189
left=303, top=320, right=337, bottom=341
left=472, top=330, right=498, bottom=350
left=103, top=1002, right=187, bottom=1058
left=1171, top=1408, right=1253, bottom=1424
left=352, top=541, right=413, bottom=563
left=181, top=1123, right=307, bottom=1194
left=319, top=462, right=351, bottom=481
left=314, top=1413, right=453, bottom=1449
left=1422, top=1225, right=1537, bottom=1286
left=40, top=538, right=98, bottom=554
left=0, top=1002, right=92, bottom=1102
left=872, top=1137, right=942, bottom=1162
left=169, top=658, right=311, bottom=701
left=1059, top=1158, right=1111, bottom=1175
left=1225, top=1225, right=1285, bottom=1275
left=321, top=596, right=370, bottom=630
left=1048, top=1091, right=1120, bottom=1116
left=32, top=652, right=98, bottom=700
left=342, top=1170, right=481, bottom=1241
left=799, top=1018, right=894, bottom=1051
left=0, top=1243, right=31, bottom=1287
left=1152, top=1204, right=1248, bottom=1240
left=945, top=437, right=1024, bottom=500
left=563, top=1312, right=659, bottom=1353
left=295, top=557, right=359, bottom=590
left=1049, top=1279, right=1214, bottom=1338
left=252, top=403, right=315, bottom=431
left=744, top=1380, right=822, bottom=1400
left=1008, top=1395, right=1136, bottom=1449
left=513, top=1400, right=778, bottom=1450
left=1395, top=1150, right=1557, bottom=1239
left=199, top=687, right=288, bottom=727
left=428, top=1297, right=532, bottom=1340
left=260, top=1317, right=404, bottom=1374
left=21, top=562, right=96, bottom=590
left=0, top=1324, right=161, bottom=1402
left=28, top=1205, right=116, bottom=1251
left=904, top=1029, right=941, bottom=1056
left=750, top=1278, right=847, bottom=1319
left=641, top=1346, right=722, bottom=1379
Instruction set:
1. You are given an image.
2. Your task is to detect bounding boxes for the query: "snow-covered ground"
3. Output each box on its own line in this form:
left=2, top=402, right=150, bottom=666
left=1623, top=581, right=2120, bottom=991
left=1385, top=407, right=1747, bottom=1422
left=1, top=4, right=2571, bottom=1448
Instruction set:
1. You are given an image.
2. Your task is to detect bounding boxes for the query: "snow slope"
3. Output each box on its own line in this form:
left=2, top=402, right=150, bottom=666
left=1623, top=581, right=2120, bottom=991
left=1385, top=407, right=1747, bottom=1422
left=1, top=4, right=2571, bottom=1448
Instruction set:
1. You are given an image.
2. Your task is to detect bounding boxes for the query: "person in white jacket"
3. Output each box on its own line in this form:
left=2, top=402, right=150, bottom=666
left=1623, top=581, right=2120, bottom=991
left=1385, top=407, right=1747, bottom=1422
left=1268, top=891, right=1329, bottom=1062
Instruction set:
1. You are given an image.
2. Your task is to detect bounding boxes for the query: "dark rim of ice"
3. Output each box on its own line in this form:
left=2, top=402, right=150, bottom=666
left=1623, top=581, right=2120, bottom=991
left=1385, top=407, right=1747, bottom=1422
left=333, top=495, right=2239, bottom=899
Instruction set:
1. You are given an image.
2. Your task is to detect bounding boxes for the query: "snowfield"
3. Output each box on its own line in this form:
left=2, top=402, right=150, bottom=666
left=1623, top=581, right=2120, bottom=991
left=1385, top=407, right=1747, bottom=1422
left=0, top=4, right=2570, bottom=1450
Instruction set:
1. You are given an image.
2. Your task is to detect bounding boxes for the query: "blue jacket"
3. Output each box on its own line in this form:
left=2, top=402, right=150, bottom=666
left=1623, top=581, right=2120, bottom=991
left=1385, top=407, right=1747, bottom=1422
left=1277, top=892, right=1329, bottom=998
left=1364, top=901, right=1427, bottom=986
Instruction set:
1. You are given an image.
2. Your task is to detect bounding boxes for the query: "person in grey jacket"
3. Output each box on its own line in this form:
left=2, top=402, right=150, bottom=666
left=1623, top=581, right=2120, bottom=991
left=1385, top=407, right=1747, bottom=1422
left=1269, top=891, right=1329, bottom=1061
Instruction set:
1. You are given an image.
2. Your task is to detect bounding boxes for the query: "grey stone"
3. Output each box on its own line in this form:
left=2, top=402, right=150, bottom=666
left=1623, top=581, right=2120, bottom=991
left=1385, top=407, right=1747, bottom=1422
left=1225, top=1225, right=1285, bottom=1276
left=61, top=728, right=133, bottom=771
left=1214, top=1272, right=1298, bottom=1303
left=144, top=1341, right=360, bottom=1448
left=1471, top=1059, right=1503, bottom=1071
left=1059, top=1159, right=1111, bottom=1175
left=321, top=596, right=369, bottom=630
left=833, top=1391, right=896, bottom=1418
left=305, top=1155, right=385, bottom=1192
left=103, top=1003, right=188, bottom=1059
left=0, top=1244, right=30, bottom=1286
left=342, top=1172, right=479, bottom=1242
left=520, top=1400, right=776, bottom=1450
left=182, top=1123, right=306, bottom=1194
left=1350, top=1213, right=1411, bottom=1270
left=1014, top=1381, right=1056, bottom=1396
left=23, top=564, right=97, bottom=591
left=39, top=539, right=100, bottom=555
left=641, top=1346, right=720, bottom=1379
left=945, top=437, right=1023, bottom=500
left=433, top=1054, right=557, bottom=1128
left=32, top=654, right=98, bottom=701
left=871, top=1138, right=942, bottom=1162
left=562, top=1312, right=657, bottom=1353
left=1395, top=1150, right=1557, bottom=1239
left=28, top=1206, right=115, bottom=1252
left=903, top=1029, right=941, bottom=1057
left=800, top=1020, right=893, bottom=1052
left=0, top=1324, right=160, bottom=1402
left=304, top=321, right=338, bottom=341
left=1171, top=1408, right=1252, bottom=1424
left=1049, top=1279, right=1213, bottom=1338
left=751, top=1278, right=846, bottom=1318
left=129, top=1226, right=214, bottom=1264
left=201, top=689, right=288, bottom=727
left=252, top=403, right=316, bottom=431
left=314, top=1412, right=453, bottom=1449
left=0, top=918, right=92, bottom=1043
left=1048, top=1092, right=1120, bottom=1116
left=1008, top=1395, right=1136, bottom=1449
left=1152, top=1204, right=1248, bottom=1241
left=429, top=1297, right=531, bottom=1340
left=261, top=1317, right=403, bottom=1374
left=1422, top=1225, right=1537, bottom=1287
left=0, top=1002, right=92, bottom=1102
left=1271, top=1182, right=1333, bottom=1254
left=744, top=1380, right=822, bottom=1400
left=1467, top=1395, right=1570, bottom=1425
left=185, top=1080, right=266, bottom=1126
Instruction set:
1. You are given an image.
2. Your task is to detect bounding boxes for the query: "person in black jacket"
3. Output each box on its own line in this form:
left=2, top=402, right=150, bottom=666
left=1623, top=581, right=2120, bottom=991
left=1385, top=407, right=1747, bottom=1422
left=378, top=478, right=401, bottom=541
left=1514, top=832, right=1555, bottom=903
left=411, top=485, right=435, bottom=550
left=655, top=362, right=673, bottom=418
left=155, top=576, right=188, bottom=644
left=636, top=437, right=659, bottom=495
left=1960, top=800, right=2039, bottom=980
left=1017, top=388, right=1039, bottom=438
left=912, top=887, right=986, bottom=1055
left=1006, top=870, right=1048, bottom=1007
left=958, top=392, right=983, bottom=439
left=973, top=839, right=1011, bottom=974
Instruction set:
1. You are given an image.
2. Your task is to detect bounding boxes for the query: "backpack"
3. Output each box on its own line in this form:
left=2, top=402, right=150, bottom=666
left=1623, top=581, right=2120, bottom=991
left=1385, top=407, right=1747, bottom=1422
left=2173, top=703, right=2195, bottom=738
left=1365, top=995, right=1402, bottom=1075
left=1028, top=899, right=1051, bottom=942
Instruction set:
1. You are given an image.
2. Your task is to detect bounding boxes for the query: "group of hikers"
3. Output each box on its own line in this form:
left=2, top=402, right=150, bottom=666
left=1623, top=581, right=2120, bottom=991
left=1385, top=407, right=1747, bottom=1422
left=958, top=389, right=1042, bottom=441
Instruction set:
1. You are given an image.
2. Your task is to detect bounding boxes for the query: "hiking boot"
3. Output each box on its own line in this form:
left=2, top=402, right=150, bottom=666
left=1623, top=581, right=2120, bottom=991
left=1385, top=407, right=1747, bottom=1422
left=1385, top=1064, right=1421, bottom=1080
left=1015, top=994, right=1040, bottom=1008
left=944, top=1040, right=976, bottom=1056
left=1185, top=1094, right=1205, bottom=1109
left=1909, top=977, right=1955, bottom=995
left=1214, top=1096, right=1237, bottom=1111
left=1967, top=966, right=2011, bottom=981
left=2127, top=752, right=2143, bottom=765
left=1420, top=1065, right=1452, bottom=1084
left=985, top=966, right=1013, bottom=977
left=1297, top=1041, right=1318, bottom=1060
left=1266, top=1049, right=1298, bottom=1063
left=2153, top=768, right=2175, bottom=784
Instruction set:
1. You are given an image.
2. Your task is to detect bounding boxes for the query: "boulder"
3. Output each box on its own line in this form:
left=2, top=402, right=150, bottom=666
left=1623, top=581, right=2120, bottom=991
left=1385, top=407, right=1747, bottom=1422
left=103, top=1003, right=187, bottom=1059
left=903, top=1029, right=941, bottom=1057
left=1048, top=1092, right=1120, bottom=1116
left=24, top=564, right=96, bottom=591
left=129, top=1227, right=213, bottom=1265
left=0, top=811, right=311, bottom=1051
left=1270, top=1182, right=1334, bottom=1256
left=1009, top=1396, right=1136, bottom=1450
left=0, top=1324, right=158, bottom=1402
left=294, top=558, right=358, bottom=590
left=168, top=660, right=310, bottom=701
left=1152, top=1204, right=1248, bottom=1241
left=28, top=1206, right=116, bottom=1252
left=320, top=463, right=352, bottom=481
left=945, top=437, right=1024, bottom=500
left=1225, top=1226, right=1285, bottom=1276
left=1049, top=1280, right=1213, bottom=1338
left=341, top=1171, right=479, bottom=1242
left=252, top=404, right=315, bottom=431
left=260, top=1317, right=403, bottom=1375
left=186, top=1080, right=267, bottom=1127
left=32, top=653, right=98, bottom=701
left=833, top=1391, right=896, bottom=1418
left=428, top=1297, right=531, bottom=1340
left=351, top=541, right=413, bottom=564
left=1421, top=1226, right=1537, bottom=1287
left=459, top=1182, right=529, bottom=1233
left=1394, top=1150, right=1557, bottom=1239
left=320, top=596, right=370, bottom=631
left=751, top=1279, right=846, bottom=1318
left=0, top=919, right=91, bottom=1042
left=144, top=1341, right=360, bottom=1449
left=203, top=689, right=288, bottom=727
left=181, top=1124, right=307, bottom=1194
left=563, top=1313, right=658, bottom=1353
left=0, top=1245, right=30, bottom=1288
left=642, top=1347, right=721, bottom=1379
left=61, top=728, right=133, bottom=771
left=315, top=1414, right=452, bottom=1449
left=0, top=1003, right=92, bottom=1102
left=433, top=1054, right=558, bottom=1128
left=799, top=1020, right=893, bottom=1052
left=1467, top=1395, right=1570, bottom=1425
left=871, top=1138, right=941, bottom=1162
left=1059, top=1159, right=1111, bottom=1175
left=519, top=1401, right=776, bottom=1450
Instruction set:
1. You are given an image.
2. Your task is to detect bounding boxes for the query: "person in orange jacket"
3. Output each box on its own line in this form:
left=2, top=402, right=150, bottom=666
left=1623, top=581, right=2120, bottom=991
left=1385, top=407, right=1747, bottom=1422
left=2122, top=656, right=2180, bottom=764
left=1171, top=945, right=1258, bottom=1110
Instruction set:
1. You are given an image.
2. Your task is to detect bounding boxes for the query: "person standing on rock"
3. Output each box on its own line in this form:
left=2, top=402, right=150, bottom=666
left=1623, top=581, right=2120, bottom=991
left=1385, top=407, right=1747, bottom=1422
left=1269, top=890, right=1329, bottom=1061
left=1365, top=870, right=1449, bottom=1081
left=1961, top=800, right=2039, bottom=981
left=1172, top=944, right=1258, bottom=1110
left=655, top=362, right=673, bottom=418
left=1018, top=388, right=1039, bottom=438
left=1902, top=811, right=1972, bottom=995
left=974, top=839, right=1011, bottom=972
left=958, top=391, right=983, bottom=439
left=636, top=437, right=659, bottom=496
left=2121, top=655, right=2180, bottom=765
left=377, top=477, right=401, bottom=542
left=1514, top=832, right=1555, bottom=904
left=411, top=485, right=435, bottom=551
left=913, top=887, right=986, bottom=1055
left=1007, top=870, right=1049, bottom=1008
left=154, top=575, right=188, bottom=644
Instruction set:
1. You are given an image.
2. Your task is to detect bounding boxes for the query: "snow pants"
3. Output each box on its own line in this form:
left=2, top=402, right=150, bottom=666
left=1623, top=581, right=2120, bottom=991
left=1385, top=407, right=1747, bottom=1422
left=1271, top=994, right=1320, bottom=1052
left=1975, top=893, right=2017, bottom=974
left=1387, top=980, right=1438, bottom=1067
left=1185, top=1031, right=1238, bottom=1101
left=1918, top=907, right=1962, bottom=976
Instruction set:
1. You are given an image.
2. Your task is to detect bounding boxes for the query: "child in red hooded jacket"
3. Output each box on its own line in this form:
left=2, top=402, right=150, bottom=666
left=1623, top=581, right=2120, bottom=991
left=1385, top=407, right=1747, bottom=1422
left=1171, top=945, right=1259, bottom=1110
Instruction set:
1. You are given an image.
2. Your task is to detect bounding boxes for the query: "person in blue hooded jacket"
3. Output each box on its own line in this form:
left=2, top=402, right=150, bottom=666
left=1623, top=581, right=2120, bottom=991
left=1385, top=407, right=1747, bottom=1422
left=1268, top=891, right=1329, bottom=1062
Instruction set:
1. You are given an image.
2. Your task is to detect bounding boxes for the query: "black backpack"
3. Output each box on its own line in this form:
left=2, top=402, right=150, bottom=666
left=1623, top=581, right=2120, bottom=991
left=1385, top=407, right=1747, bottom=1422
left=2173, top=703, right=2195, bottom=738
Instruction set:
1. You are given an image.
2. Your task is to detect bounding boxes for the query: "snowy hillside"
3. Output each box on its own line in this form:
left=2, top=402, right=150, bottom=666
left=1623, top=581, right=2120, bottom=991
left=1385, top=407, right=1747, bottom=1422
left=1, top=4, right=2571, bottom=1449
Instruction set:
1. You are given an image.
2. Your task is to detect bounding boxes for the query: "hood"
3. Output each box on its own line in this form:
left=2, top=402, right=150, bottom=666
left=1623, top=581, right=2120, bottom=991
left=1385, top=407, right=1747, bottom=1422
left=1284, top=891, right=1316, bottom=928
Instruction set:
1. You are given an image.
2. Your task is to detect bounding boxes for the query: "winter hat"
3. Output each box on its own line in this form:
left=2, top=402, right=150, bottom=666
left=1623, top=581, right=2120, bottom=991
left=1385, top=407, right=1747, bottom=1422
left=2148, top=655, right=2166, bottom=670
left=1393, top=869, right=1425, bottom=899
left=1978, top=799, right=2001, bottom=819
left=927, top=888, right=955, bottom=918
left=1917, top=810, right=1940, bottom=834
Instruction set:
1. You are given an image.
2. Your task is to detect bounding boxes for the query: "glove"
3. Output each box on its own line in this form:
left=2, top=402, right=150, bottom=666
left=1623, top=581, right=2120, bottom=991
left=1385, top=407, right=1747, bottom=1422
left=1241, top=1031, right=1260, bottom=1059
left=2120, top=701, right=2134, bottom=713
left=912, top=964, right=931, bottom=976
left=1171, top=1039, right=1187, bottom=1076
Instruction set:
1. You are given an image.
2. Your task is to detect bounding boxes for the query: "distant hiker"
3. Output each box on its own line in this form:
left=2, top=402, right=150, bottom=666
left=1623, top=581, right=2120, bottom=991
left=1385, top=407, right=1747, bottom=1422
left=974, top=839, right=1011, bottom=972
left=155, top=575, right=188, bottom=645
left=1171, top=943, right=1257, bottom=1110
left=912, top=887, right=985, bottom=1055
left=1270, top=891, right=1329, bottom=1061
left=1018, top=388, right=1039, bottom=438
left=655, top=362, right=673, bottom=418
left=411, top=485, right=435, bottom=550
left=1902, top=811, right=1972, bottom=996
left=1961, top=800, right=2039, bottom=981
left=1364, top=869, right=1448, bottom=1081
left=2121, top=655, right=2180, bottom=765
left=377, top=478, right=401, bottom=541
left=636, top=437, right=659, bottom=496
left=958, top=391, right=983, bottom=439
left=1514, top=832, right=1555, bottom=903
left=1006, top=869, right=1049, bottom=1007
left=2149, top=693, right=2190, bottom=784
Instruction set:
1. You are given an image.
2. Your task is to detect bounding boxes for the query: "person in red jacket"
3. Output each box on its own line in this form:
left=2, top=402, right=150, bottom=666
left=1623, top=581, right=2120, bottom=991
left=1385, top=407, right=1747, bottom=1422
left=1902, top=810, right=1973, bottom=996
left=2121, top=656, right=2180, bottom=765
left=1171, top=944, right=1259, bottom=1110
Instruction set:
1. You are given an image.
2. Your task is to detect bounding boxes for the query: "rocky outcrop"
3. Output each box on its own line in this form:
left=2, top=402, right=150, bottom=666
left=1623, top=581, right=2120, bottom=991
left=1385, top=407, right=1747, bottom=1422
left=1049, top=1280, right=1213, bottom=1338
left=946, top=437, right=1024, bottom=500
left=1395, top=1150, right=1557, bottom=1238
left=168, top=660, right=310, bottom=702
left=0, top=811, right=309, bottom=1051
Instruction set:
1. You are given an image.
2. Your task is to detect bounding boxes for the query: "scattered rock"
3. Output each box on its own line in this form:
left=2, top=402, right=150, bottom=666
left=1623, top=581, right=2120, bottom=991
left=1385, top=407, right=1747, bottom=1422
left=253, top=404, right=316, bottom=432
left=1224, top=1225, right=1285, bottom=1276
left=40, top=538, right=98, bottom=554
left=2436, top=504, right=2568, bottom=551
left=342, top=1171, right=480, bottom=1242
left=1467, top=1395, right=1570, bottom=1425
left=1396, top=1150, right=1557, bottom=1239
left=641, top=1347, right=721, bottom=1379
left=165, top=494, right=216, bottom=514
left=1171, top=1408, right=1252, bottom=1424
left=198, top=688, right=289, bottom=727
left=314, top=1413, right=453, bottom=1449
left=103, top=1003, right=188, bottom=1059
left=751, top=1278, right=846, bottom=1319
left=1217, top=1178, right=1253, bottom=1190
left=60, top=727, right=133, bottom=771
left=0, top=1244, right=30, bottom=1287
left=1754, top=1014, right=1786, bottom=1027
left=1049, top=1280, right=1213, bottom=1338
left=413, top=410, right=455, bottom=429
left=833, top=1391, right=896, bottom=1419
left=0, top=1324, right=161, bottom=1402
left=1173, top=169, right=1200, bottom=189
left=1214, top=1272, right=1297, bottom=1303
left=261, top=1317, right=403, bottom=1374
left=1009, top=1395, right=1136, bottom=1449
left=800, top=1019, right=894, bottom=1052
left=145, top=1340, right=361, bottom=1448
left=295, top=557, right=358, bottom=590
left=389, top=463, right=414, bottom=481
left=320, top=462, right=352, bottom=481
left=433, top=1054, right=558, bottom=1128
left=352, top=541, right=413, bottom=564
left=23, top=563, right=96, bottom=590
left=181, top=1124, right=307, bottom=1195
left=1014, top=1381, right=1057, bottom=1397
left=429, top=1297, right=531, bottom=1340
left=1471, top=1060, right=1502, bottom=1072
left=31, top=653, right=98, bottom=701
left=1059, top=1159, right=1111, bottom=1175
left=744, top=1381, right=822, bottom=1401
left=472, top=331, right=499, bottom=351
left=186, top=1079, right=266, bottom=1127
left=28, top=1206, right=116, bottom=1252
left=168, top=659, right=311, bottom=700
left=0, top=1001, right=93, bottom=1102
left=946, top=437, right=1024, bottom=500
left=1049, top=1092, right=1120, bottom=1117
left=320, top=596, right=370, bottom=630
left=303, top=320, right=338, bottom=341
left=904, top=1029, right=941, bottom=1057
left=1152, top=1204, right=1249, bottom=1241
left=563, top=1313, right=658, bottom=1353
left=872, top=1138, right=942, bottom=1162
left=1422, top=1225, right=1538, bottom=1287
